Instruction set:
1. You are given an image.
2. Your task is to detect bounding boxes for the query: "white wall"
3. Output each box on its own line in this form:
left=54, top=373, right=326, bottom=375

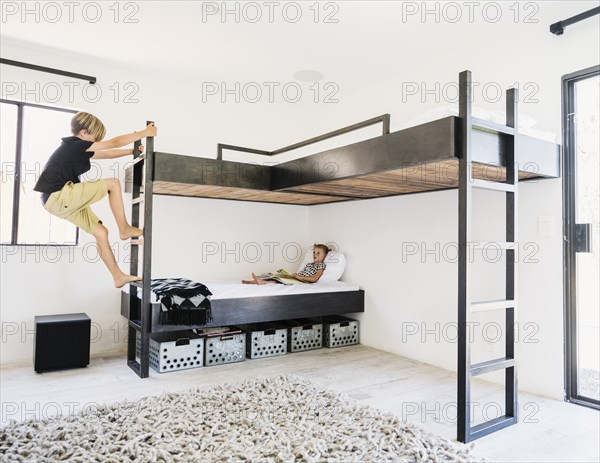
left=304, top=3, right=598, bottom=401
left=0, top=41, right=310, bottom=365
left=309, top=178, right=564, bottom=400
left=1, top=2, right=598, bottom=402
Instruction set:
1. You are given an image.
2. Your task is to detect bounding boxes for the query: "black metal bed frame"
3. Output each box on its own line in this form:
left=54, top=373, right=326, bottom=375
left=124, top=70, right=539, bottom=443
left=122, top=289, right=365, bottom=334
left=216, top=114, right=390, bottom=161
left=125, top=126, right=364, bottom=378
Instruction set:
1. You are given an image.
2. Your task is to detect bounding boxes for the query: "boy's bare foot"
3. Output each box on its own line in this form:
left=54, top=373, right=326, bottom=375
left=252, top=272, right=266, bottom=285
left=241, top=279, right=256, bottom=284
left=114, top=273, right=143, bottom=289
left=120, top=225, right=144, bottom=240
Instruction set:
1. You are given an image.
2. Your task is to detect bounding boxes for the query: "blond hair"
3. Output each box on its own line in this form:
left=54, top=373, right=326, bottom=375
left=71, top=112, right=106, bottom=140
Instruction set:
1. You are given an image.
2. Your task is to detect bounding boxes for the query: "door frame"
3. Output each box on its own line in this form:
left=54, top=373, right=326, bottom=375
left=562, top=64, right=600, bottom=409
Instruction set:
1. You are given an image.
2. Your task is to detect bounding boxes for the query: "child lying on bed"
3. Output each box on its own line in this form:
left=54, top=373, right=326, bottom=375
left=242, top=244, right=330, bottom=284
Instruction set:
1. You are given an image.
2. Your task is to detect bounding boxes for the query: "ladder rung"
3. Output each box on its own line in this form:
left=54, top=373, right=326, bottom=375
left=129, top=281, right=143, bottom=288
left=132, top=197, right=144, bottom=205
left=132, top=154, right=145, bottom=166
left=471, top=299, right=515, bottom=312
left=471, top=357, right=515, bottom=376
left=470, top=415, right=517, bottom=440
left=472, top=117, right=516, bottom=135
left=130, top=239, right=144, bottom=246
left=129, top=319, right=141, bottom=330
left=471, top=179, right=515, bottom=192
left=127, top=360, right=142, bottom=375
left=472, top=241, right=516, bottom=250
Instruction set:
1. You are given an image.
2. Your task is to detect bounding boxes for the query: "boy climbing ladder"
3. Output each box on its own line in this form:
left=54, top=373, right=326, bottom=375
left=34, top=112, right=157, bottom=288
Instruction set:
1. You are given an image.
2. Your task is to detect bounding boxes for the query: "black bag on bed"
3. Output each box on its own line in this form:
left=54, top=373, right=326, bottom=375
left=150, top=278, right=213, bottom=325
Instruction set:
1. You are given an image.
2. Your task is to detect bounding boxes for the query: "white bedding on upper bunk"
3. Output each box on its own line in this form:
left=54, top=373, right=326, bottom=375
left=133, top=279, right=360, bottom=303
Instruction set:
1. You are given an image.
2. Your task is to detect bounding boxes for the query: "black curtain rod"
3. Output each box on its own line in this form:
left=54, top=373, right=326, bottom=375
left=0, top=58, right=96, bottom=84
left=550, top=6, right=600, bottom=35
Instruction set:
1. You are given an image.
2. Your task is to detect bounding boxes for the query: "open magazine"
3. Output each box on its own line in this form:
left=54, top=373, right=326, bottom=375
left=257, top=268, right=308, bottom=285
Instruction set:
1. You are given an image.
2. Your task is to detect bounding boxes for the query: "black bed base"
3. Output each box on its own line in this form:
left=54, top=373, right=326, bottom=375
left=121, top=289, right=364, bottom=334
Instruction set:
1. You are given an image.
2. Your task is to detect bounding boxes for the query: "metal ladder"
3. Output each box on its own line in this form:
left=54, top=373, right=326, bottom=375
left=126, top=121, right=155, bottom=378
left=457, top=71, right=518, bottom=442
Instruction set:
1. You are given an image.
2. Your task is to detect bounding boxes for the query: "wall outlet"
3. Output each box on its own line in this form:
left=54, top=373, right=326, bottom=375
left=538, top=215, right=554, bottom=237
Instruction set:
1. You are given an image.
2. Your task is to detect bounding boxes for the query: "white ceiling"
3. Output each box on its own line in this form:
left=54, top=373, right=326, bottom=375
left=2, top=1, right=598, bottom=96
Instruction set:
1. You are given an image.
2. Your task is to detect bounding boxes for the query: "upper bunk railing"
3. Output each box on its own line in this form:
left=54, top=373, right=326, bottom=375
left=216, top=114, right=390, bottom=161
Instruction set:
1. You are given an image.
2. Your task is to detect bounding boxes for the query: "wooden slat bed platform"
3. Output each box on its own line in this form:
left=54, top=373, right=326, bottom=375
left=127, top=116, right=560, bottom=205
left=280, top=161, right=539, bottom=199
left=152, top=181, right=352, bottom=205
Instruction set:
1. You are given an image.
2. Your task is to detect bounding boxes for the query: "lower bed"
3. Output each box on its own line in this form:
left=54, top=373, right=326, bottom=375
left=121, top=280, right=364, bottom=334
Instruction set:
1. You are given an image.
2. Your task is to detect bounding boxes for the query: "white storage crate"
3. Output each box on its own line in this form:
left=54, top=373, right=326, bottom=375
left=322, top=315, right=359, bottom=348
left=136, top=330, right=204, bottom=373
left=198, top=327, right=246, bottom=366
left=285, top=318, right=323, bottom=352
left=241, top=323, right=288, bottom=359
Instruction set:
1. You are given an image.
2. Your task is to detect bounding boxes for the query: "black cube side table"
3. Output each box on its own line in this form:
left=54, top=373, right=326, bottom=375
left=34, top=313, right=91, bottom=373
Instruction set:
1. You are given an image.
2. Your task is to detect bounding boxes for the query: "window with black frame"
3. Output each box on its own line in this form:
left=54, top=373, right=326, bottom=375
left=1, top=100, right=79, bottom=246
left=563, top=65, right=600, bottom=410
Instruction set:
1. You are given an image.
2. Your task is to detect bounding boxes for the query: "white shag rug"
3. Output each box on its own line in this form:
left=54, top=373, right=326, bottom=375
left=0, top=375, right=484, bottom=462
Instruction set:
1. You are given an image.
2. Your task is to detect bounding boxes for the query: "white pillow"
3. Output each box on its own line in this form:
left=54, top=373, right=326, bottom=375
left=297, top=247, right=346, bottom=282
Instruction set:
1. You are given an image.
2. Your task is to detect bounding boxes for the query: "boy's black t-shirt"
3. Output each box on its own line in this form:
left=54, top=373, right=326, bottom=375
left=33, top=136, right=95, bottom=194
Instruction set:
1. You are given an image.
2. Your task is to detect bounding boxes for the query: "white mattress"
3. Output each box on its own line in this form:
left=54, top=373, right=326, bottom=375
left=133, top=279, right=360, bottom=302
left=207, top=279, right=360, bottom=300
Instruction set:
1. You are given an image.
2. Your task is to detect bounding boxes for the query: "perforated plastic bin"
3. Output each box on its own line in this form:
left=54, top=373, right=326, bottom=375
left=322, top=315, right=359, bottom=348
left=284, top=318, right=323, bottom=352
left=199, top=327, right=246, bottom=366
left=135, top=330, right=204, bottom=373
left=240, top=323, right=288, bottom=359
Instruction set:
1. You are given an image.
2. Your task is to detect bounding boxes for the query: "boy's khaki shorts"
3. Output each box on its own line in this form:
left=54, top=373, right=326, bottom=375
left=44, top=180, right=108, bottom=235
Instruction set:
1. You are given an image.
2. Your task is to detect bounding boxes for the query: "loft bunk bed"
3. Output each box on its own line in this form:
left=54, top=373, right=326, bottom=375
left=122, top=70, right=560, bottom=444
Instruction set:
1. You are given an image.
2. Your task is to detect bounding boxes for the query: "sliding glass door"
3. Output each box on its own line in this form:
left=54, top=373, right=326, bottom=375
left=563, top=65, right=600, bottom=409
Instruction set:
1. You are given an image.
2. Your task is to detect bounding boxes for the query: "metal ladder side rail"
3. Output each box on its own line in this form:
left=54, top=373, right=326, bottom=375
left=457, top=71, right=519, bottom=443
left=125, top=136, right=142, bottom=374
left=457, top=70, right=473, bottom=444
left=504, top=87, right=519, bottom=427
left=126, top=122, right=155, bottom=378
